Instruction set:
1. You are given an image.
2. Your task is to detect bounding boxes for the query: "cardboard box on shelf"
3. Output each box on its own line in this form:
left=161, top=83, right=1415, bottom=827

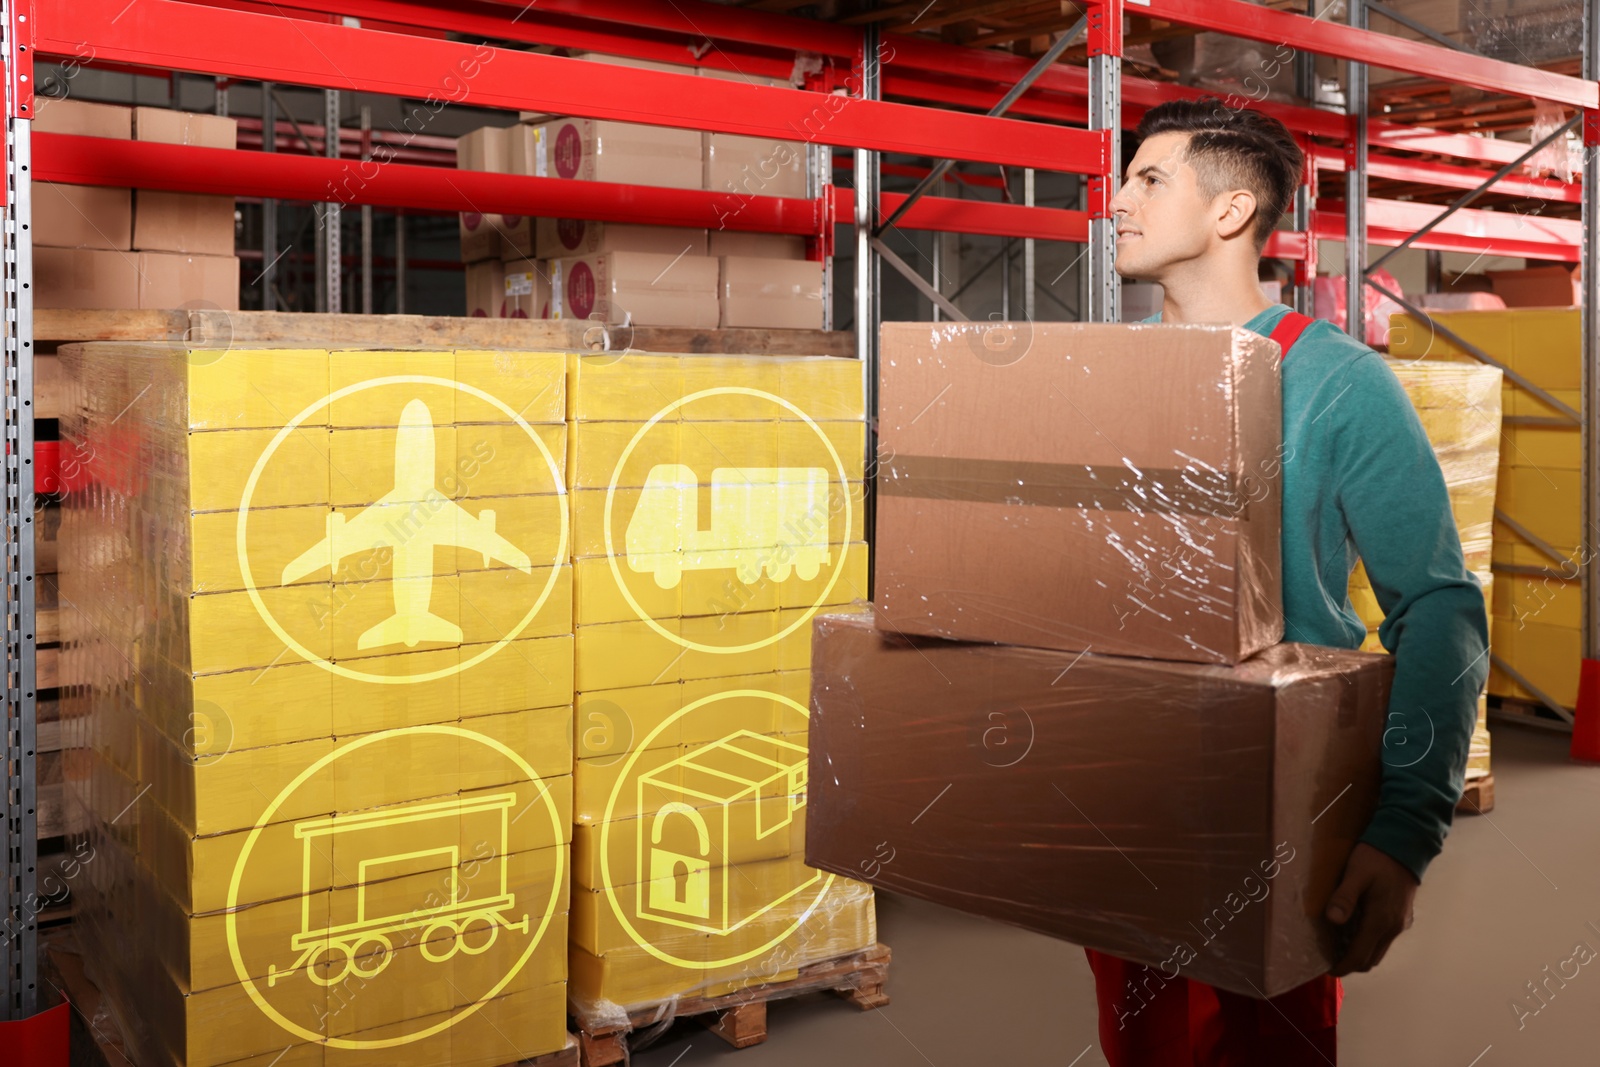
left=458, top=125, right=512, bottom=263
left=535, top=218, right=707, bottom=261
left=875, top=321, right=1283, bottom=664
left=531, top=119, right=702, bottom=190
left=551, top=251, right=718, bottom=328
left=718, top=256, right=825, bottom=329
left=805, top=610, right=1393, bottom=999
left=707, top=230, right=808, bottom=260
left=704, top=133, right=808, bottom=199
left=502, top=257, right=551, bottom=318
left=1487, top=264, right=1580, bottom=308
left=36, top=248, right=239, bottom=310
left=131, top=107, right=239, bottom=256
left=465, top=258, right=507, bottom=317
left=35, top=97, right=134, bottom=251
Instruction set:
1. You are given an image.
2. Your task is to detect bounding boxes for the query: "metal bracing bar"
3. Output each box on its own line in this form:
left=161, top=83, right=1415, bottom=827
left=1583, top=0, right=1600, bottom=671
left=360, top=104, right=373, bottom=316
left=872, top=236, right=969, bottom=321
left=1495, top=509, right=1574, bottom=568
left=1369, top=278, right=1582, bottom=423
left=1367, top=116, right=1579, bottom=275
left=1345, top=0, right=1367, bottom=341
left=261, top=81, right=279, bottom=311
left=873, top=16, right=1085, bottom=238
left=1365, top=0, right=1478, bottom=54
left=1490, top=653, right=1577, bottom=722
left=1023, top=168, right=1036, bottom=322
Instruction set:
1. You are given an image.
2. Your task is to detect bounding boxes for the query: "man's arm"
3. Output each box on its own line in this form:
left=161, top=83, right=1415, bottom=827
left=1330, top=352, right=1490, bottom=886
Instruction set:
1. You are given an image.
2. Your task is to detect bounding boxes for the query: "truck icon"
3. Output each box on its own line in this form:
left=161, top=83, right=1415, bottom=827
left=625, top=464, right=832, bottom=589
left=267, top=793, right=530, bottom=988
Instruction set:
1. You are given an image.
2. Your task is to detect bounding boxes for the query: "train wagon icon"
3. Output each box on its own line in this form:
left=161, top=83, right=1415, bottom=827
left=636, top=730, right=817, bottom=935
left=267, top=793, right=530, bottom=988
left=625, top=464, right=832, bottom=589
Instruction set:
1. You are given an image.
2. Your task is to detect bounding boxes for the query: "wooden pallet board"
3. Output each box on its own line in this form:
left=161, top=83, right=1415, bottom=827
left=573, top=943, right=891, bottom=1067
left=1457, top=773, right=1495, bottom=815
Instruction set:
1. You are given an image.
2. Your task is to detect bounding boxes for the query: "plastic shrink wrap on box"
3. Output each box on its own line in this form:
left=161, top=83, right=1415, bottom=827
left=60, top=342, right=575, bottom=1067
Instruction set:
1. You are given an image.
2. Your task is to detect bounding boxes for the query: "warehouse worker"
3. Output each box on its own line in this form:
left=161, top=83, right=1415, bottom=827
left=1094, top=98, right=1489, bottom=1064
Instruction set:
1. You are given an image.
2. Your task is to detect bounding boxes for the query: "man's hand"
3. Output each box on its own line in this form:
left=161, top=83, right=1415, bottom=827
left=1324, top=842, right=1419, bottom=976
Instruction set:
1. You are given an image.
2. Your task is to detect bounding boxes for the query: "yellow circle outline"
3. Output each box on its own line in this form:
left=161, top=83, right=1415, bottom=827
left=599, top=688, right=836, bottom=970
left=601, top=387, right=852, bottom=654
left=226, top=724, right=567, bottom=1049
left=237, top=374, right=569, bottom=683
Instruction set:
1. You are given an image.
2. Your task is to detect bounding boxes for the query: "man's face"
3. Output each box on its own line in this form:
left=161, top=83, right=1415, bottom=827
left=1108, top=131, right=1220, bottom=282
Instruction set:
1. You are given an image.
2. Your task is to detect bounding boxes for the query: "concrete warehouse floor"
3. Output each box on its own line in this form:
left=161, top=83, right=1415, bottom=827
left=631, top=724, right=1600, bottom=1066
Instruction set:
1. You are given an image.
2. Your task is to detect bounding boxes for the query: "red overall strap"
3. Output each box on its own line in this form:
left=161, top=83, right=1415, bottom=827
left=1267, top=310, right=1315, bottom=361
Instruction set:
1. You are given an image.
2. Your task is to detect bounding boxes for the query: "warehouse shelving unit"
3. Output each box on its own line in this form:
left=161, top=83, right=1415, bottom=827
left=5, top=0, right=1598, bottom=1026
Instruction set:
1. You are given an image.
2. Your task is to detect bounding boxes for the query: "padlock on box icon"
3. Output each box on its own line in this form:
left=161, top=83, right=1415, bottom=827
left=637, top=730, right=812, bottom=934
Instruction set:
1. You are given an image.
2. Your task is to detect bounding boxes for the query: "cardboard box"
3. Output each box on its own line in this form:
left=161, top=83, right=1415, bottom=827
left=704, top=133, right=807, bottom=199
left=502, top=257, right=551, bottom=318
left=875, top=322, right=1283, bottom=664
left=465, top=258, right=506, bottom=317
left=805, top=610, right=1393, bottom=998
left=707, top=230, right=808, bottom=260
left=132, top=107, right=238, bottom=255
left=37, top=183, right=132, bottom=251
left=551, top=251, right=718, bottom=328
left=36, top=248, right=238, bottom=310
left=531, top=119, right=701, bottom=190
left=35, top=97, right=134, bottom=251
left=459, top=125, right=511, bottom=262
left=718, top=256, right=824, bottom=329
left=1487, top=264, right=1580, bottom=308
left=535, top=217, right=707, bottom=261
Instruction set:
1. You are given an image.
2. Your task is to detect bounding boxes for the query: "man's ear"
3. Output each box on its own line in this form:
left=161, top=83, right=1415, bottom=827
left=1216, top=189, right=1258, bottom=242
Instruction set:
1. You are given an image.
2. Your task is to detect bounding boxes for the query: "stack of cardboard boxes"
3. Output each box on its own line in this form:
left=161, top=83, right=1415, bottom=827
left=36, top=98, right=240, bottom=311
left=1347, top=360, right=1501, bottom=783
left=563, top=351, right=874, bottom=1017
left=1390, top=308, right=1582, bottom=709
left=805, top=322, right=1401, bottom=998
left=61, top=343, right=573, bottom=1067
left=457, top=54, right=823, bottom=330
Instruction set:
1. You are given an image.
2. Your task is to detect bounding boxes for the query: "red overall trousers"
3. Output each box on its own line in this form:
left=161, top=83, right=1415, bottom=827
left=1086, top=310, right=1342, bottom=1066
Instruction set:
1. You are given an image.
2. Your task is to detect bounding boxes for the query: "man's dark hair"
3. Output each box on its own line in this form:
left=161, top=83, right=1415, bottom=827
left=1132, top=98, right=1304, bottom=250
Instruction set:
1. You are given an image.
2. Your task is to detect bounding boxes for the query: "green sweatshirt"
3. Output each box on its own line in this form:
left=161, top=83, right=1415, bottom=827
left=1149, top=303, right=1490, bottom=883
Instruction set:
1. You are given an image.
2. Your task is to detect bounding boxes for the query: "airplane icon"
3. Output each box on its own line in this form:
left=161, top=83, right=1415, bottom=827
left=281, top=398, right=533, bottom=651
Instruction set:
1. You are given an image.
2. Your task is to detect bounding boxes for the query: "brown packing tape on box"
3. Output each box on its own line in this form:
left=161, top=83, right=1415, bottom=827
left=805, top=609, right=1392, bottom=999
left=132, top=107, right=239, bottom=256
left=876, top=321, right=1283, bottom=664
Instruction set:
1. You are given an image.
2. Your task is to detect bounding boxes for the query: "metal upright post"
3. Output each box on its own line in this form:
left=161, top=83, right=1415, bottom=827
left=214, top=76, right=228, bottom=116
left=322, top=88, right=342, bottom=314
left=854, top=24, right=882, bottom=592
left=395, top=211, right=407, bottom=314
left=931, top=231, right=942, bottom=323
left=1346, top=0, right=1368, bottom=340
left=2, top=0, right=38, bottom=1021
left=1087, top=0, right=1122, bottom=323
left=811, top=140, right=833, bottom=331
left=1024, top=167, right=1036, bottom=321
left=261, top=81, right=278, bottom=311
left=360, top=104, right=373, bottom=316
left=1582, top=0, right=1600, bottom=708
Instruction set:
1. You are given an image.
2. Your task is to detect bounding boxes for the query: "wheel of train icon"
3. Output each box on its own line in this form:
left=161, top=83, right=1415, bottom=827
left=625, top=464, right=833, bottom=589
left=267, top=794, right=532, bottom=988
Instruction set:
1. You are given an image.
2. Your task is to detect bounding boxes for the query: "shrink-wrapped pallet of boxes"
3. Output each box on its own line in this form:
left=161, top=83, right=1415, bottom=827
left=562, top=351, right=877, bottom=1033
left=1348, top=359, right=1501, bottom=789
left=60, top=342, right=576, bottom=1067
left=1389, top=309, right=1580, bottom=711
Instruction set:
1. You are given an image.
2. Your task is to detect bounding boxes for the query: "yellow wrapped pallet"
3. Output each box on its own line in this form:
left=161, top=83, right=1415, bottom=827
left=563, top=351, right=876, bottom=1024
left=1347, top=358, right=1500, bottom=781
left=60, top=343, right=576, bottom=1067
left=1390, top=308, right=1581, bottom=710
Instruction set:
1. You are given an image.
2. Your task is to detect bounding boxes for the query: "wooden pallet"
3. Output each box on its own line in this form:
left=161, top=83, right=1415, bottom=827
left=1457, top=773, right=1495, bottom=815
left=42, top=928, right=582, bottom=1067
left=573, top=943, right=891, bottom=1067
